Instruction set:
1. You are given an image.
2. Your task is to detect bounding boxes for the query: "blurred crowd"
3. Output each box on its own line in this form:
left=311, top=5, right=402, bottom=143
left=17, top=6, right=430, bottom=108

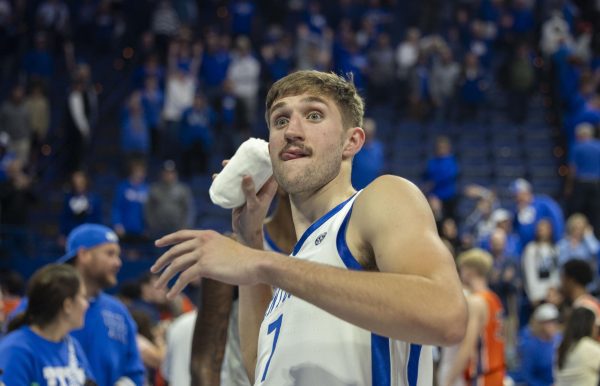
left=0, top=0, right=599, bottom=385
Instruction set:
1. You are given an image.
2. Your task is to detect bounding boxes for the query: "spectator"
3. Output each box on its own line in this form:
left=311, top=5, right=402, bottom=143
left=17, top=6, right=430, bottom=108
left=161, top=40, right=201, bottom=161
left=522, top=219, right=559, bottom=307
left=554, top=307, right=600, bottom=386
left=111, top=158, right=149, bottom=245
left=229, top=0, right=256, bottom=38
left=565, top=123, right=600, bottom=235
left=365, top=32, right=395, bottom=106
left=215, top=79, right=249, bottom=158
left=463, top=185, right=499, bottom=244
left=430, top=47, right=460, bottom=123
left=423, top=136, right=459, bottom=220
left=150, top=0, right=180, bottom=56
left=0, top=131, right=14, bottom=182
left=557, top=213, right=599, bottom=267
left=199, top=31, right=231, bottom=103
left=59, top=170, right=102, bottom=244
left=561, top=259, right=600, bottom=326
left=35, top=0, right=70, bottom=46
left=0, top=84, right=31, bottom=165
left=144, top=160, right=195, bottom=238
left=21, top=32, right=54, bottom=82
left=506, top=42, right=536, bottom=124
left=516, top=303, right=561, bottom=386
left=0, top=269, right=24, bottom=319
left=24, top=81, right=50, bottom=171
left=395, top=27, right=421, bottom=109
left=63, top=79, right=92, bottom=174
left=227, top=36, right=261, bottom=127
left=511, top=178, right=565, bottom=246
left=120, top=91, right=150, bottom=158
left=458, top=52, right=487, bottom=122
left=140, top=75, right=164, bottom=156
left=0, top=264, right=94, bottom=385
left=179, top=92, right=216, bottom=177
left=0, top=159, right=34, bottom=228
left=9, top=224, right=146, bottom=385
left=351, top=117, right=384, bottom=190
left=480, top=208, right=523, bottom=259
left=489, top=228, right=521, bottom=323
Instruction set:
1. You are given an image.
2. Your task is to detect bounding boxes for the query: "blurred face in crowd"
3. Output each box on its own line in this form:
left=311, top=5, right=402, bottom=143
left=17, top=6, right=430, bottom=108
left=567, top=215, right=587, bottom=240
left=79, top=243, right=122, bottom=290
left=64, top=281, right=89, bottom=330
left=490, top=229, right=506, bottom=256
left=539, top=319, right=559, bottom=340
left=515, top=189, right=532, bottom=208
left=130, top=163, right=147, bottom=184
left=535, top=219, right=553, bottom=242
left=435, top=137, right=451, bottom=157
left=71, top=171, right=88, bottom=194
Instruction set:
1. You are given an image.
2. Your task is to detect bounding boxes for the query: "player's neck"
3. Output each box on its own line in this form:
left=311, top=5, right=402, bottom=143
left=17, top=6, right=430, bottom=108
left=469, top=278, right=488, bottom=293
left=31, top=321, right=69, bottom=342
left=289, top=176, right=355, bottom=239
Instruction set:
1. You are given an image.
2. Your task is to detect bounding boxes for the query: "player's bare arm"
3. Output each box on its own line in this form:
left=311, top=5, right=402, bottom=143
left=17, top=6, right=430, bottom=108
left=443, top=294, right=487, bottom=386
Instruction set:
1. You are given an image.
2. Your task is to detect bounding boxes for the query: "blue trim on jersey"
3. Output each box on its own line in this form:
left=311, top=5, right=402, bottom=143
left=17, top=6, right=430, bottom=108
left=263, top=228, right=282, bottom=253
left=371, top=334, right=391, bottom=386
left=292, top=194, right=356, bottom=256
left=336, top=206, right=363, bottom=270
left=407, top=344, right=422, bottom=386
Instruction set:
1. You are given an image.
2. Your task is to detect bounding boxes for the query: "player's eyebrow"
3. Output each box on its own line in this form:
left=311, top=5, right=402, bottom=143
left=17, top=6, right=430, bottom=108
left=269, top=96, right=330, bottom=118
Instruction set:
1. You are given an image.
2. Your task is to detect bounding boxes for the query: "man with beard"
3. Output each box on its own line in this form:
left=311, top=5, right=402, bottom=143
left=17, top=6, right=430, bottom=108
left=9, top=223, right=145, bottom=386
left=151, top=70, right=467, bottom=386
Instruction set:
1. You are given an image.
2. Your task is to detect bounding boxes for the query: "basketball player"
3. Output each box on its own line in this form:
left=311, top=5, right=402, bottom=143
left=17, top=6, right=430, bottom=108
left=151, top=70, right=467, bottom=385
left=442, top=249, right=505, bottom=386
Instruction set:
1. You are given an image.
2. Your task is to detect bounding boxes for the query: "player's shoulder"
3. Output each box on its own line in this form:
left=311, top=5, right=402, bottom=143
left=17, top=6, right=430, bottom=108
left=353, top=175, right=428, bottom=219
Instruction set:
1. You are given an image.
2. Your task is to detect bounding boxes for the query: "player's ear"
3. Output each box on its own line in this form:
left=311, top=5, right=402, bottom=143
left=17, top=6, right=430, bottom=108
left=342, top=127, right=365, bottom=158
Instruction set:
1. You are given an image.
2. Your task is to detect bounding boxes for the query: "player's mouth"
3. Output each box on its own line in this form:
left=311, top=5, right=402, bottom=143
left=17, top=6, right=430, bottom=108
left=280, top=147, right=310, bottom=161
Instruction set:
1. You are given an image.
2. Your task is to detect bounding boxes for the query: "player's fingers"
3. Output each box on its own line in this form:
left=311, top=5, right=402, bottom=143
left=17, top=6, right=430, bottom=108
left=151, top=237, right=198, bottom=273
left=167, top=268, right=202, bottom=299
left=257, top=176, right=278, bottom=201
left=241, top=175, right=259, bottom=206
left=154, top=253, right=197, bottom=290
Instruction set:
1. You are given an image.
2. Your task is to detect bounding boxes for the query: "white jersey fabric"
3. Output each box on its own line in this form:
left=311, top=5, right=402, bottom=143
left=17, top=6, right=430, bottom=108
left=254, top=192, right=433, bottom=386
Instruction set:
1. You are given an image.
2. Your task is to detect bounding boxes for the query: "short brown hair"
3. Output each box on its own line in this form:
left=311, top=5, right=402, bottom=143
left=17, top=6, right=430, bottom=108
left=265, top=70, right=364, bottom=130
left=457, top=248, right=493, bottom=277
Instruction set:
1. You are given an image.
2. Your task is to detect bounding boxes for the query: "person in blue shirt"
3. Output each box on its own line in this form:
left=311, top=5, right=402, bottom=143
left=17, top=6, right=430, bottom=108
left=0, top=264, right=95, bottom=386
left=566, top=123, right=600, bottom=236
left=8, top=224, right=146, bottom=386
left=351, top=117, right=384, bottom=190
left=179, top=92, right=216, bottom=177
left=510, top=178, right=565, bottom=246
left=512, top=303, right=561, bottom=386
left=112, top=159, right=149, bottom=244
left=424, top=135, right=459, bottom=220
left=59, top=171, right=102, bottom=244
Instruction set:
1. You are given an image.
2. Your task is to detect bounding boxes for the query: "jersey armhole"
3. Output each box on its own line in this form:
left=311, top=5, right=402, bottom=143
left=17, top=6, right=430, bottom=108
left=336, top=206, right=364, bottom=271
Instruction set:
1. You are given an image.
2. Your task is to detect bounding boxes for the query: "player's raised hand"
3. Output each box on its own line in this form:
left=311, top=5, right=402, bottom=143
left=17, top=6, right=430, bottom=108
left=151, top=229, right=264, bottom=298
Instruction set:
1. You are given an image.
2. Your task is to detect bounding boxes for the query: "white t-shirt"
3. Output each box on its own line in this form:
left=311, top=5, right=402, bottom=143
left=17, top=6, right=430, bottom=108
left=162, top=311, right=197, bottom=386
left=554, top=337, right=600, bottom=386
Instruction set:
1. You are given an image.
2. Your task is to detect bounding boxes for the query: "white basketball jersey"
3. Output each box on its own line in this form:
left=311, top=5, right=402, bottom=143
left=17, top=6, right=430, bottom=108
left=255, top=193, right=433, bottom=386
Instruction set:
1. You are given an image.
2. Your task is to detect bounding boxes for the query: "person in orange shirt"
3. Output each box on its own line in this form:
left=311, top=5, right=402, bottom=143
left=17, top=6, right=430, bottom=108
left=442, top=248, right=505, bottom=386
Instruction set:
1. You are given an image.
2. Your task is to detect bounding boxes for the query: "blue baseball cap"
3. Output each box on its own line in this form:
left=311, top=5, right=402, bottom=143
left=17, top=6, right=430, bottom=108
left=57, top=223, right=119, bottom=264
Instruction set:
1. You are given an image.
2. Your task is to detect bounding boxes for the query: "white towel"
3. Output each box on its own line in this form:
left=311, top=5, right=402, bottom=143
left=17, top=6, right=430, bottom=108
left=209, top=138, right=273, bottom=209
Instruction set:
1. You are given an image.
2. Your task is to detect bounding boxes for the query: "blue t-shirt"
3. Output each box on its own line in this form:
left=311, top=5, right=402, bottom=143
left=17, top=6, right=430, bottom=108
left=569, top=139, right=600, bottom=180
left=515, top=327, right=560, bottom=386
left=424, top=154, right=459, bottom=200
left=112, top=179, right=149, bottom=235
left=0, top=326, right=95, bottom=386
left=513, top=195, right=565, bottom=246
left=9, top=294, right=145, bottom=386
